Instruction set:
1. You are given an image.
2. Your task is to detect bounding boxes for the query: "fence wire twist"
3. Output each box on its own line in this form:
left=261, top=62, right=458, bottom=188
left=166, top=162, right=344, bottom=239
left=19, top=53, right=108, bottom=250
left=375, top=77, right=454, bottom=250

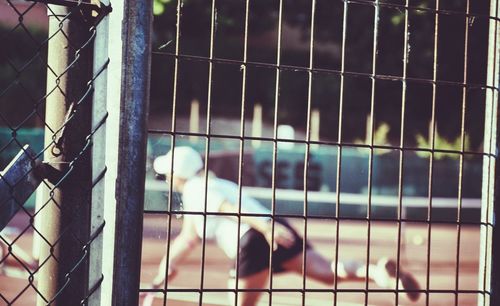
left=0, top=0, right=110, bottom=305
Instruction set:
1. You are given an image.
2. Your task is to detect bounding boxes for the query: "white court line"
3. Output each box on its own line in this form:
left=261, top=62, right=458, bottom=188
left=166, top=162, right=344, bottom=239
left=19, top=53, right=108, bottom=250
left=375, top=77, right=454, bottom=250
left=146, top=179, right=481, bottom=209
left=140, top=285, right=374, bottom=306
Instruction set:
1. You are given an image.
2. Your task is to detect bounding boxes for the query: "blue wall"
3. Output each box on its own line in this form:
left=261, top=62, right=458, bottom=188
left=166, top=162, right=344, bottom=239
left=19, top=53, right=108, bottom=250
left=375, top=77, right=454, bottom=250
left=0, top=129, right=483, bottom=220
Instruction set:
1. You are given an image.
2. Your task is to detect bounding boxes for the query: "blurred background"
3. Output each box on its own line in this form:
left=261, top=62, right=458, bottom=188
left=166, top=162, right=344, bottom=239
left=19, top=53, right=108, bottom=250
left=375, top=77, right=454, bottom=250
left=0, top=0, right=486, bottom=217
left=0, top=1, right=492, bottom=305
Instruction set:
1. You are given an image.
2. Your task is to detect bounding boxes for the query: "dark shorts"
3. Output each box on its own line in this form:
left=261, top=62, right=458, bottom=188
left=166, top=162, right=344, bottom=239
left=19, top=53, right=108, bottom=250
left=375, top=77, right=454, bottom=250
left=236, top=219, right=310, bottom=278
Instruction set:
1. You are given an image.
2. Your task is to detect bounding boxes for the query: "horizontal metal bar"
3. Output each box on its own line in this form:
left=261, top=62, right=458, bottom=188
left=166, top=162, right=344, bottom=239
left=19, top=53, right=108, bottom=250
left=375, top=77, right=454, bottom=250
left=146, top=180, right=481, bottom=209
left=152, top=52, right=500, bottom=92
left=25, top=0, right=105, bottom=13
left=344, top=0, right=500, bottom=22
left=25, top=0, right=112, bottom=27
left=148, top=129, right=494, bottom=158
left=143, top=209, right=489, bottom=227
left=139, top=287, right=487, bottom=295
left=0, top=145, right=40, bottom=230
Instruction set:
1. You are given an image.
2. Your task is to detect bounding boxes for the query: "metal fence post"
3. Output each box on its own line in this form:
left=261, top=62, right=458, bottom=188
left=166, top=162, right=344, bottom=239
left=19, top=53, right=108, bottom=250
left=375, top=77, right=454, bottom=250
left=88, top=0, right=111, bottom=304
left=36, top=4, right=93, bottom=306
left=491, top=112, right=500, bottom=306
left=481, top=0, right=500, bottom=305
left=488, top=0, right=500, bottom=303
left=96, top=0, right=123, bottom=304
left=110, top=0, right=152, bottom=305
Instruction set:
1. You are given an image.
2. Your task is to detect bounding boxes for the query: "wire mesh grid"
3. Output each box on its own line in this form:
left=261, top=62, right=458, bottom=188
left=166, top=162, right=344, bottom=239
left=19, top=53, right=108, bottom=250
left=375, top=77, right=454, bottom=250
left=0, top=0, right=109, bottom=305
left=139, top=1, right=497, bottom=305
left=140, top=0, right=499, bottom=305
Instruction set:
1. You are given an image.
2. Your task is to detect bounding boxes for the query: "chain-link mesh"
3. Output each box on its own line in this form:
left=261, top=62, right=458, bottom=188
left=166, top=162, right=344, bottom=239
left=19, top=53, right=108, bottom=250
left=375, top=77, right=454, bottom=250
left=0, top=0, right=109, bottom=305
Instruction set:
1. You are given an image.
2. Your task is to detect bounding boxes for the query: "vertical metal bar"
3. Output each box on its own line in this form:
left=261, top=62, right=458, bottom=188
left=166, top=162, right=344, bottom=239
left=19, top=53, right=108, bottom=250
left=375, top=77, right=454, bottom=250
left=199, top=0, right=218, bottom=304
left=161, top=0, right=184, bottom=304
left=489, top=17, right=500, bottom=301
left=234, top=0, right=252, bottom=304
left=36, top=11, right=68, bottom=289
left=395, top=0, right=410, bottom=303
left=489, top=131, right=500, bottom=306
left=454, top=2, right=471, bottom=305
left=37, top=5, right=93, bottom=305
left=480, top=0, right=500, bottom=305
left=365, top=0, right=380, bottom=303
left=270, top=0, right=285, bottom=304
left=98, top=0, right=123, bottom=303
left=333, top=1, right=349, bottom=305
left=112, top=0, right=152, bottom=305
left=302, top=0, right=317, bottom=304
left=88, top=0, right=111, bottom=304
left=425, top=2, right=440, bottom=305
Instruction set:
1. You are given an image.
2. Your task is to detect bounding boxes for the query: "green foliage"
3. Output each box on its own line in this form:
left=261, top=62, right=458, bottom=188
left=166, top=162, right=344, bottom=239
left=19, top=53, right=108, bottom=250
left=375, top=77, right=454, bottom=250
left=415, top=131, right=471, bottom=160
left=373, top=122, right=391, bottom=146
left=354, top=122, right=391, bottom=148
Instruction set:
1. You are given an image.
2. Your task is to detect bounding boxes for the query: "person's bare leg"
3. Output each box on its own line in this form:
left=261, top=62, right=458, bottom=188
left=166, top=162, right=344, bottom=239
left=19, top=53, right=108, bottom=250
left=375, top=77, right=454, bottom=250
left=281, top=249, right=335, bottom=285
left=280, top=248, right=382, bottom=284
left=282, top=251, right=420, bottom=302
left=228, top=269, right=269, bottom=306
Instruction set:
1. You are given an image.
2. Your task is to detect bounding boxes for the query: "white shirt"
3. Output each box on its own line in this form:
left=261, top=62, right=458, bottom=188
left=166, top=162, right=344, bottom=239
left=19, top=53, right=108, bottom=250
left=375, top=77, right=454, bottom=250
left=182, top=176, right=270, bottom=259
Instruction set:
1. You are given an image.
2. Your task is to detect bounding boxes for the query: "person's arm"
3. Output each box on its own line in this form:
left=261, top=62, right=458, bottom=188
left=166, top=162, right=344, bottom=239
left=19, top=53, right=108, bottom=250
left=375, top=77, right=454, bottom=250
left=151, top=217, right=200, bottom=288
left=218, top=200, right=295, bottom=250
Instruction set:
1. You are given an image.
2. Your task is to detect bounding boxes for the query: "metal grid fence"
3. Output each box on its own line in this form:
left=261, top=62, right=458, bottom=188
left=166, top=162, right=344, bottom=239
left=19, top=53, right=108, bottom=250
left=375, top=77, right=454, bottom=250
left=1, top=0, right=499, bottom=305
left=0, top=0, right=110, bottom=305
left=141, top=0, right=500, bottom=306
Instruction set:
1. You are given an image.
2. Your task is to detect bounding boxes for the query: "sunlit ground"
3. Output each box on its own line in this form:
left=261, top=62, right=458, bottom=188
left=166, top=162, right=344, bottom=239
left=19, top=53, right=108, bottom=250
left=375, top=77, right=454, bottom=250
left=0, top=213, right=481, bottom=306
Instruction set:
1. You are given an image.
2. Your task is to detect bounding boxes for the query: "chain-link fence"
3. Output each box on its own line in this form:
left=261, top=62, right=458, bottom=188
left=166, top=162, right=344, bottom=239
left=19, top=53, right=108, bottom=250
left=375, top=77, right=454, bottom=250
left=0, top=0, right=110, bottom=304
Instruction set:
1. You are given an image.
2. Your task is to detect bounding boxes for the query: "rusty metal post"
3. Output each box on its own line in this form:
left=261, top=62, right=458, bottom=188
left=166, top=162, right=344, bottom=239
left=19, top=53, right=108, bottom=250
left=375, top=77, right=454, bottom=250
left=110, top=0, right=153, bottom=305
left=36, top=4, right=93, bottom=306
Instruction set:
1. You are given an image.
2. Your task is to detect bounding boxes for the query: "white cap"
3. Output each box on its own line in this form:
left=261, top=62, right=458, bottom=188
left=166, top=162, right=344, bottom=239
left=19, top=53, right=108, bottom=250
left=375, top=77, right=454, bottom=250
left=153, top=146, right=203, bottom=179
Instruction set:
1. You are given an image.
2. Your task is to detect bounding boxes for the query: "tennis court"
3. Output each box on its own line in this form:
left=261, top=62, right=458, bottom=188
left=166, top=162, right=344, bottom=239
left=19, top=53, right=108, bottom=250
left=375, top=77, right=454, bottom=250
left=137, top=215, right=480, bottom=306
left=1, top=193, right=482, bottom=306
left=0, top=0, right=498, bottom=304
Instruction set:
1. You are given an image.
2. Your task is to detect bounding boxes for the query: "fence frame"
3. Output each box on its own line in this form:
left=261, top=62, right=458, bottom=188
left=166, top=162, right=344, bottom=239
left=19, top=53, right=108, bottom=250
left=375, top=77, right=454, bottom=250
left=96, top=0, right=153, bottom=305
left=7, top=0, right=499, bottom=304
left=34, top=3, right=95, bottom=305
left=87, top=0, right=111, bottom=304
left=100, top=0, right=500, bottom=304
left=140, top=1, right=500, bottom=305
left=480, top=0, right=500, bottom=305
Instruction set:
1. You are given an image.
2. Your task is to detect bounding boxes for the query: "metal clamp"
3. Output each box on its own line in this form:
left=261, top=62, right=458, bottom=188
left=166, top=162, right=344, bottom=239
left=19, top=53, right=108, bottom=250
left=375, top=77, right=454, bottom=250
left=24, top=0, right=112, bottom=25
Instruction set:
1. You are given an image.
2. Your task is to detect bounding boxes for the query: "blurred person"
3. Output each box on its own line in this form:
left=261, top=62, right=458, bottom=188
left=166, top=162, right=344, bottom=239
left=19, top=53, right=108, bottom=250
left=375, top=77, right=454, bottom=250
left=143, top=146, right=421, bottom=306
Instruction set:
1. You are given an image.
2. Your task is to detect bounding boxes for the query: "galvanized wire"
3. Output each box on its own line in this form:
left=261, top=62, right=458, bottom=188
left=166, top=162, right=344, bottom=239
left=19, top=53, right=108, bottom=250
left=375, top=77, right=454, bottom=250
left=143, top=0, right=499, bottom=305
left=0, top=0, right=110, bottom=305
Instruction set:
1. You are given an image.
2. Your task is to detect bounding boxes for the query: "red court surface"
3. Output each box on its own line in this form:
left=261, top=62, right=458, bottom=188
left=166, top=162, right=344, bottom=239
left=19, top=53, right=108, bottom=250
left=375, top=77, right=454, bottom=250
left=141, top=216, right=482, bottom=306
left=1, top=215, right=482, bottom=306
